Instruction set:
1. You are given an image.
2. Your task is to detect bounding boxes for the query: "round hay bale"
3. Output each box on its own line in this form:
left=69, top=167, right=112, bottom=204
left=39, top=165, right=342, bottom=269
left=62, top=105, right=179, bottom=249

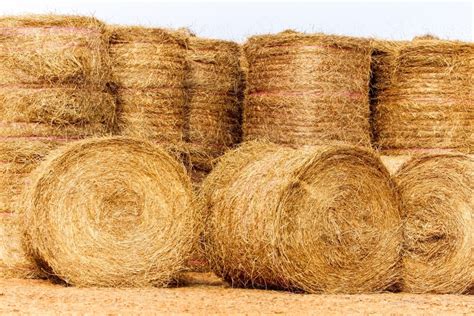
left=21, top=137, right=196, bottom=287
left=200, top=141, right=402, bottom=293
left=0, top=14, right=111, bottom=86
left=243, top=31, right=372, bottom=147
left=0, top=212, right=39, bottom=279
left=374, top=39, right=474, bottom=153
left=394, top=154, right=473, bottom=293
left=186, top=37, right=243, bottom=174
left=110, top=26, right=187, bottom=145
left=0, top=140, right=58, bottom=213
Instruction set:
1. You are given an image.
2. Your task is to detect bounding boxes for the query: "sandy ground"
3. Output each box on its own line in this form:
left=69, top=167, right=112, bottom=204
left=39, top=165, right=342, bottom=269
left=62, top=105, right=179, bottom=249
left=0, top=272, right=473, bottom=315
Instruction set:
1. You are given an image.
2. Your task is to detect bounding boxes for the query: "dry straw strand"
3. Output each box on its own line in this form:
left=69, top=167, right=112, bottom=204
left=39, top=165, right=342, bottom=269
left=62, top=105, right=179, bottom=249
left=21, top=137, right=196, bottom=287
left=395, top=154, right=473, bottom=293
left=200, top=141, right=402, bottom=293
left=373, top=39, right=474, bottom=153
left=110, top=26, right=188, bottom=145
left=243, top=31, right=372, bottom=148
left=186, top=37, right=243, bottom=174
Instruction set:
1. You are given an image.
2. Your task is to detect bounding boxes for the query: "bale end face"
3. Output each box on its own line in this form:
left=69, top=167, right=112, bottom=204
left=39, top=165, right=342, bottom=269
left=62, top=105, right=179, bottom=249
left=21, top=137, right=197, bottom=287
left=395, top=154, right=473, bottom=294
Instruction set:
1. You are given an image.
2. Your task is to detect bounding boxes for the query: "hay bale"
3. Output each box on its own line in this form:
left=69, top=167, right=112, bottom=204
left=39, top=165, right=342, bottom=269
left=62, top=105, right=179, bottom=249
left=0, top=14, right=117, bottom=132
left=373, top=39, right=474, bottom=153
left=186, top=37, right=243, bottom=174
left=0, top=141, right=59, bottom=213
left=21, top=137, right=196, bottom=287
left=242, top=31, right=372, bottom=147
left=0, top=14, right=110, bottom=85
left=110, top=26, right=187, bottom=145
left=0, top=212, right=39, bottom=278
left=200, top=141, right=402, bottom=293
left=369, top=40, right=407, bottom=143
left=394, top=154, right=473, bottom=293
left=0, top=87, right=116, bottom=127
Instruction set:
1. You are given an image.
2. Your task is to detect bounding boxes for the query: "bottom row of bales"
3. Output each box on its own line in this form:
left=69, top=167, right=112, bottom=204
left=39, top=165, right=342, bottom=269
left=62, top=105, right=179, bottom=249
left=0, top=137, right=472, bottom=293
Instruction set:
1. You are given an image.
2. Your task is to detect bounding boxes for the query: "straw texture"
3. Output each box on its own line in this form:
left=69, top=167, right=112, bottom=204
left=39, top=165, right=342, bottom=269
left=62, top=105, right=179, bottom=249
left=186, top=37, right=243, bottom=174
left=0, top=14, right=116, bottom=132
left=21, top=137, right=196, bottom=287
left=0, top=141, right=58, bottom=213
left=373, top=39, right=474, bottom=153
left=243, top=31, right=372, bottom=147
left=110, top=26, right=188, bottom=145
left=0, top=213, right=39, bottom=278
left=200, top=141, right=402, bottom=293
left=395, top=154, right=473, bottom=293
left=0, top=14, right=116, bottom=220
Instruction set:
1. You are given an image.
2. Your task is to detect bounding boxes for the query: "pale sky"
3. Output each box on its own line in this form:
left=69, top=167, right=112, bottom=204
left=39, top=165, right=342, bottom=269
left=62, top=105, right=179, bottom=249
left=2, top=1, right=473, bottom=42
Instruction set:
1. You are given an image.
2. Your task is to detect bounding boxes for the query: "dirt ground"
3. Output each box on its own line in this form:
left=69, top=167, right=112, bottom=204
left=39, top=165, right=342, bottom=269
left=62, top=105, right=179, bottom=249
left=0, top=272, right=472, bottom=315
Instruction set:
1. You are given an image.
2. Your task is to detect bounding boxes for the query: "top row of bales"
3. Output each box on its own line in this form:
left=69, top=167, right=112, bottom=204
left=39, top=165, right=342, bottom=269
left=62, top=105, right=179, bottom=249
left=242, top=30, right=473, bottom=155
left=0, top=15, right=472, bottom=198
left=371, top=36, right=473, bottom=154
left=243, top=30, right=372, bottom=148
left=109, top=26, right=243, bottom=185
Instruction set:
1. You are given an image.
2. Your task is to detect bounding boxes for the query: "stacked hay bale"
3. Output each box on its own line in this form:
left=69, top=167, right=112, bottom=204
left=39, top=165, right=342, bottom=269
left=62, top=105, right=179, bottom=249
left=185, top=37, right=243, bottom=185
left=369, top=40, right=407, bottom=144
left=243, top=31, right=372, bottom=147
left=0, top=15, right=116, bottom=278
left=394, top=154, right=473, bottom=293
left=21, top=137, right=196, bottom=287
left=373, top=38, right=474, bottom=154
left=110, top=26, right=187, bottom=149
left=200, top=142, right=402, bottom=293
left=0, top=213, right=38, bottom=278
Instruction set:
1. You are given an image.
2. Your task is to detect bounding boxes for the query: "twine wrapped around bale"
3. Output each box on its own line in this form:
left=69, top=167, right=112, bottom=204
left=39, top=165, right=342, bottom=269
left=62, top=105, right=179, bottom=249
left=110, top=26, right=188, bottom=145
left=0, top=14, right=117, bottom=132
left=200, top=141, right=402, bottom=293
left=0, top=14, right=111, bottom=86
left=186, top=37, right=243, bottom=175
left=373, top=39, right=474, bottom=153
left=21, top=137, right=196, bottom=287
left=0, top=212, right=39, bottom=278
left=243, top=31, right=372, bottom=147
left=395, top=154, right=473, bottom=293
